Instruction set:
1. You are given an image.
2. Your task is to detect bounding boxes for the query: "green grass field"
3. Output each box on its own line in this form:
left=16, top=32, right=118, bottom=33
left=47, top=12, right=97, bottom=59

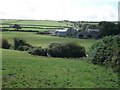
left=1, top=32, right=97, bottom=52
left=1, top=31, right=119, bottom=88
left=1, top=19, right=119, bottom=88
left=1, top=19, right=73, bottom=31
left=2, top=49, right=118, bottom=88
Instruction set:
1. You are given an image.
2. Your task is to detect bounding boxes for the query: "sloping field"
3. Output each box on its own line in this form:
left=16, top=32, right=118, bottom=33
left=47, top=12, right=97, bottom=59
left=1, top=19, right=119, bottom=88
left=2, top=49, right=118, bottom=88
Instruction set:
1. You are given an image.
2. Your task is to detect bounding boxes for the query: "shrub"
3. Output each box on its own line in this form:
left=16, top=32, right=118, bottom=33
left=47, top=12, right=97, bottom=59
left=1, top=39, right=11, bottom=49
left=48, top=42, right=86, bottom=58
left=27, top=46, right=47, bottom=56
left=17, top=45, right=31, bottom=51
left=89, top=35, right=120, bottom=72
left=14, top=38, right=31, bottom=51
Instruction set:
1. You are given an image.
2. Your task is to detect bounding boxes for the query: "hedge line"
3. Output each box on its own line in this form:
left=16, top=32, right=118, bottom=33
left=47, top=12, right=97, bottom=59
left=1, top=38, right=86, bottom=58
left=89, top=35, right=120, bottom=73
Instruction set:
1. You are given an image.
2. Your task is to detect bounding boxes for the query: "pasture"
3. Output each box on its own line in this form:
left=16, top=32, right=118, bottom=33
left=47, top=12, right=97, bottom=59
left=2, top=49, right=118, bottom=88
left=1, top=19, right=73, bottom=31
left=1, top=32, right=97, bottom=52
left=1, top=19, right=119, bottom=88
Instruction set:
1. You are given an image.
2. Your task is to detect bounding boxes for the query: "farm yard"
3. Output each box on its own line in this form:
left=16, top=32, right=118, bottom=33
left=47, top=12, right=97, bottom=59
left=1, top=19, right=119, bottom=88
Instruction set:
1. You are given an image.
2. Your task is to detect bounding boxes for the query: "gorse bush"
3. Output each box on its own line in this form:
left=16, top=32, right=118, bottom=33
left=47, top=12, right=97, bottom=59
left=14, top=38, right=31, bottom=51
left=48, top=42, right=86, bottom=58
left=89, top=35, right=120, bottom=72
left=1, top=39, right=11, bottom=49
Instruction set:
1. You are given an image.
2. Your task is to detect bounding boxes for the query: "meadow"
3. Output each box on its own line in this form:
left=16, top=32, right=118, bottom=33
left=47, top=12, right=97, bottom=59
left=1, top=19, right=119, bottom=88
left=2, top=49, right=118, bottom=88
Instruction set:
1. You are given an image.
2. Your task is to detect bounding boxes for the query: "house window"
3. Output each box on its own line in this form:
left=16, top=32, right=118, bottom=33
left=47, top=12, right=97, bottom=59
left=79, top=35, right=83, bottom=38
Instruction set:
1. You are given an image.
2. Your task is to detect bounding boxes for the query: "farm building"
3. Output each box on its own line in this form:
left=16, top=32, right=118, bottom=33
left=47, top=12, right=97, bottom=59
left=77, top=29, right=100, bottom=39
left=52, top=28, right=100, bottom=39
left=52, top=28, right=78, bottom=37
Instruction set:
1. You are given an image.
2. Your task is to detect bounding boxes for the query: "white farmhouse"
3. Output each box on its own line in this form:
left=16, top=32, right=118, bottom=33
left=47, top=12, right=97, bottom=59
left=52, top=28, right=100, bottom=39
left=52, top=28, right=78, bottom=37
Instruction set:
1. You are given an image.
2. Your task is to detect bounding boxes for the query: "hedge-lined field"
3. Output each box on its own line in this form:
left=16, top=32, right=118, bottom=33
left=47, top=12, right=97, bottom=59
left=1, top=19, right=73, bottom=31
left=1, top=32, right=97, bottom=51
left=1, top=31, right=119, bottom=88
left=1, top=19, right=119, bottom=88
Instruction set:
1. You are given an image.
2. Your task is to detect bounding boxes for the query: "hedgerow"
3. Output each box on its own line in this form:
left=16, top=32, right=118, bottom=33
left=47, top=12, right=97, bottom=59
left=47, top=42, right=86, bottom=58
left=89, top=35, right=120, bottom=72
left=1, top=38, right=11, bottom=49
left=13, top=38, right=32, bottom=51
left=27, top=46, right=47, bottom=56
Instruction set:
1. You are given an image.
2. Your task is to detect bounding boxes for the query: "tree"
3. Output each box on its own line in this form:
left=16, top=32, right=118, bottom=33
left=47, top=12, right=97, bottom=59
left=87, top=24, right=98, bottom=29
left=98, top=21, right=117, bottom=37
left=117, top=22, right=120, bottom=34
left=13, top=24, right=21, bottom=30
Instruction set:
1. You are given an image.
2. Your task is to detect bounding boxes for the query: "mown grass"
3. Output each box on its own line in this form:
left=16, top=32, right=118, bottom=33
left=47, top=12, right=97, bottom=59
left=2, top=49, right=118, bottom=88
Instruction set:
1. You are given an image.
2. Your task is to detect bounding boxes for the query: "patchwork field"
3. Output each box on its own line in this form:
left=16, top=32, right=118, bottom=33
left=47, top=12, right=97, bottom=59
left=1, top=19, right=119, bottom=88
left=1, top=19, right=73, bottom=31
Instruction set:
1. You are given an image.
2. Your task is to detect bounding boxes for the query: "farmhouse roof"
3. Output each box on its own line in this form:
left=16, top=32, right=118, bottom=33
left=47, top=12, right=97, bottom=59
left=55, top=28, right=68, bottom=32
left=87, top=29, right=99, bottom=32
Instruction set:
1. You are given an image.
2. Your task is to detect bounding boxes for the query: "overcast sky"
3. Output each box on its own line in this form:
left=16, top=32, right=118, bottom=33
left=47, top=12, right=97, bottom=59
left=0, top=0, right=119, bottom=21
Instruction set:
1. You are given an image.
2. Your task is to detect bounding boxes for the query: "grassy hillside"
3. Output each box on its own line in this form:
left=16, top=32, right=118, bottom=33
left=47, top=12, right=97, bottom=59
left=2, top=49, right=118, bottom=88
left=1, top=19, right=119, bottom=88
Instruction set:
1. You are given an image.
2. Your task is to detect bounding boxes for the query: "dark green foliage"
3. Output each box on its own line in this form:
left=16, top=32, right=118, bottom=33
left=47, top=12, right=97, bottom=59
left=1, top=39, right=11, bottom=49
left=48, top=42, right=86, bottom=58
left=13, top=24, right=22, bottom=30
left=17, top=45, right=31, bottom=51
left=27, top=46, right=47, bottom=56
left=87, top=24, right=98, bottom=29
left=98, top=21, right=118, bottom=37
left=13, top=38, right=31, bottom=51
left=89, top=35, right=120, bottom=72
left=117, top=22, right=120, bottom=34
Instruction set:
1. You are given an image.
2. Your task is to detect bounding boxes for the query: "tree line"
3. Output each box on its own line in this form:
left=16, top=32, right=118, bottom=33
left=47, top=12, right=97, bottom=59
left=74, top=21, right=120, bottom=38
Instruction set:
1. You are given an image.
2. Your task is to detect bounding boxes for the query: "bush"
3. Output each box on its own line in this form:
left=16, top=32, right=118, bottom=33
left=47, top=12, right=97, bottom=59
left=1, top=39, right=11, bottom=49
left=47, top=42, right=86, bottom=58
left=27, top=46, right=47, bottom=56
left=14, top=38, right=31, bottom=51
left=89, top=35, right=120, bottom=72
left=17, top=45, right=31, bottom=51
